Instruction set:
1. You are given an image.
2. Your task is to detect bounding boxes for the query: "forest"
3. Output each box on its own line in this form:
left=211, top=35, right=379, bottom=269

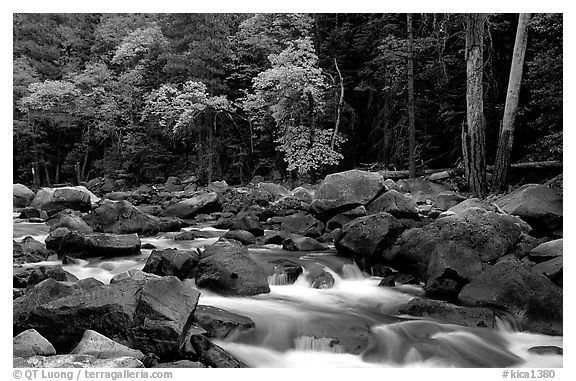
left=13, top=13, right=562, bottom=192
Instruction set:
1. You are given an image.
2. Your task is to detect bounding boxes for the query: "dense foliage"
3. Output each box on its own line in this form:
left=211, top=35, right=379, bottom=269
left=13, top=13, right=562, bottom=186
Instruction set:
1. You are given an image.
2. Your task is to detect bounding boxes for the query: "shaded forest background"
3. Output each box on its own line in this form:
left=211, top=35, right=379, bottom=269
left=12, top=13, right=563, bottom=187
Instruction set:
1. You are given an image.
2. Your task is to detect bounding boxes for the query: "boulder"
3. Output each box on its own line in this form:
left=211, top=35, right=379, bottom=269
left=162, top=192, right=222, bottom=219
left=282, top=235, right=329, bottom=251
left=44, top=227, right=71, bottom=251
left=365, top=190, right=418, bottom=219
left=458, top=261, right=562, bottom=335
left=305, top=267, right=335, bottom=289
left=193, top=305, right=255, bottom=339
left=57, top=231, right=141, bottom=259
left=207, top=180, right=230, bottom=194
left=19, top=208, right=49, bottom=221
left=334, top=213, right=403, bottom=265
left=435, top=191, right=468, bottom=211
left=311, top=170, right=386, bottom=217
left=326, top=214, right=355, bottom=232
left=396, top=298, right=497, bottom=328
left=30, top=187, right=92, bottom=216
left=395, top=178, right=451, bottom=204
left=280, top=213, right=325, bottom=238
left=447, top=198, right=496, bottom=215
left=47, top=209, right=93, bottom=233
left=164, top=176, right=184, bottom=192
left=529, top=239, right=562, bottom=262
left=532, top=257, right=563, bottom=285
left=259, top=230, right=293, bottom=245
left=257, top=182, right=291, bottom=200
left=378, top=273, right=419, bottom=287
left=70, top=330, right=145, bottom=360
left=85, top=200, right=183, bottom=236
left=14, top=183, right=35, bottom=208
left=264, top=259, right=303, bottom=285
left=495, top=184, right=562, bottom=235
left=222, top=230, right=256, bottom=245
left=13, top=265, right=78, bottom=288
left=182, top=334, right=247, bottom=368
left=231, top=214, right=264, bottom=236
left=13, top=329, right=56, bottom=358
left=13, top=237, right=50, bottom=264
left=16, top=275, right=200, bottom=357
left=13, top=354, right=144, bottom=368
left=291, top=186, right=313, bottom=203
left=196, top=239, right=270, bottom=296
left=142, top=248, right=199, bottom=280
left=528, top=346, right=563, bottom=356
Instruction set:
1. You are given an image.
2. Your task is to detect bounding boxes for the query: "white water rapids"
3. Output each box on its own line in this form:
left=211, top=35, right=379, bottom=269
left=13, top=219, right=563, bottom=368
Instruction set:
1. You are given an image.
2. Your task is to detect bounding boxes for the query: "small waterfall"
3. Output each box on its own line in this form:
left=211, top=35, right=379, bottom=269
left=341, top=263, right=364, bottom=279
left=268, top=273, right=290, bottom=286
left=294, top=336, right=344, bottom=354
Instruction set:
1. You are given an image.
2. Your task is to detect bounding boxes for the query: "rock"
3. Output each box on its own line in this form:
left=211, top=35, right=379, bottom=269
left=57, top=231, right=141, bottom=259
left=222, top=230, right=256, bottom=245
left=257, top=182, right=291, bottom=200
left=196, top=239, right=270, bottom=296
left=13, top=329, right=56, bottom=358
left=385, top=208, right=528, bottom=281
left=13, top=354, right=144, bottom=368
left=326, top=214, right=355, bottom=232
left=458, top=261, right=562, bottom=335
left=85, top=200, right=182, bottom=236
left=532, top=257, right=563, bottom=284
left=207, top=180, right=230, bottom=194
left=495, top=184, right=562, bottom=235
left=193, top=305, right=255, bottom=339
left=109, top=269, right=162, bottom=284
left=264, top=259, right=303, bottom=285
left=396, top=298, right=496, bottom=328
left=447, top=198, right=496, bottom=215
left=30, top=187, right=92, bottom=216
left=136, top=204, right=163, bottom=216
left=529, top=239, right=562, bottom=262
left=528, top=346, right=563, bottom=355
left=165, top=176, right=184, bottom=192
left=395, top=178, right=451, bottom=204
left=47, top=209, right=93, bottom=233
left=231, top=214, right=264, bottom=236
left=311, top=170, right=386, bottom=217
left=334, top=213, right=403, bottom=265
left=19, top=208, right=49, bottom=221
left=44, top=227, right=71, bottom=250
left=509, top=233, right=547, bottom=259
left=154, top=360, right=205, bottom=368
left=435, top=191, right=468, bottom=211
left=16, top=275, right=200, bottom=357
left=280, top=213, right=325, bottom=238
left=142, top=249, right=199, bottom=280
left=182, top=334, right=247, bottom=368
left=378, top=273, right=419, bottom=287
left=104, top=191, right=133, bottom=202
left=14, top=183, right=35, bottom=208
left=305, top=267, right=335, bottom=289
left=13, top=265, right=78, bottom=288
left=13, top=237, right=50, bottom=264
left=259, top=230, right=293, bottom=245
left=291, top=186, right=313, bottom=203
left=70, top=330, right=145, bottom=360
left=365, top=190, right=418, bottom=219
left=162, top=192, right=222, bottom=219
left=544, top=174, right=563, bottom=195
left=282, top=235, right=329, bottom=251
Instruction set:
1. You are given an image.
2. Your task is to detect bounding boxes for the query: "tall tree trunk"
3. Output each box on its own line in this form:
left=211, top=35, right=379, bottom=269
left=463, top=13, right=488, bottom=197
left=331, top=57, right=344, bottom=150
left=492, top=13, right=531, bottom=191
left=407, top=13, right=416, bottom=178
left=81, top=149, right=90, bottom=181
left=207, top=118, right=214, bottom=184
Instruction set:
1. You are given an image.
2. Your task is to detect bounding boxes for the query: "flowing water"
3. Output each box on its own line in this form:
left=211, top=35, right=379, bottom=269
left=13, top=219, right=563, bottom=368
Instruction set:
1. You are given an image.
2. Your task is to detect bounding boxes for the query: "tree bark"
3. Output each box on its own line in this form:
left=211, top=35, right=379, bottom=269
left=492, top=13, right=531, bottom=191
left=463, top=13, right=488, bottom=197
left=331, top=57, right=344, bottom=150
left=407, top=13, right=416, bottom=178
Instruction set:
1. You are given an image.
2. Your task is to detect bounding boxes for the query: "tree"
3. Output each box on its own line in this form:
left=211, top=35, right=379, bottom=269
left=407, top=13, right=416, bottom=178
left=492, top=13, right=531, bottom=191
left=463, top=14, right=487, bottom=196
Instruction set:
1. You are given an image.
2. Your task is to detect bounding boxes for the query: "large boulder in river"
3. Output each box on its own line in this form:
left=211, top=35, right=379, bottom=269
left=458, top=261, right=563, bottom=336
left=57, top=231, right=141, bottom=259
left=495, top=184, right=562, bottom=236
left=280, top=213, right=325, bottom=238
left=70, top=330, right=145, bottom=360
left=47, top=209, right=93, bottom=233
left=13, top=237, right=51, bottom=264
left=311, top=170, right=386, bottom=217
left=13, top=264, right=78, bottom=288
left=231, top=214, right=264, bottom=236
left=30, top=187, right=92, bottom=216
left=142, top=248, right=199, bottom=280
left=365, top=189, right=418, bottom=219
left=334, top=212, right=403, bottom=267
left=196, top=239, right=270, bottom=296
left=162, top=192, right=222, bottom=219
left=85, top=200, right=183, bottom=236
left=13, top=329, right=56, bottom=358
left=15, top=275, right=200, bottom=357
left=395, top=178, right=451, bottom=204
left=13, top=184, right=35, bottom=208
left=529, top=239, right=562, bottom=262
